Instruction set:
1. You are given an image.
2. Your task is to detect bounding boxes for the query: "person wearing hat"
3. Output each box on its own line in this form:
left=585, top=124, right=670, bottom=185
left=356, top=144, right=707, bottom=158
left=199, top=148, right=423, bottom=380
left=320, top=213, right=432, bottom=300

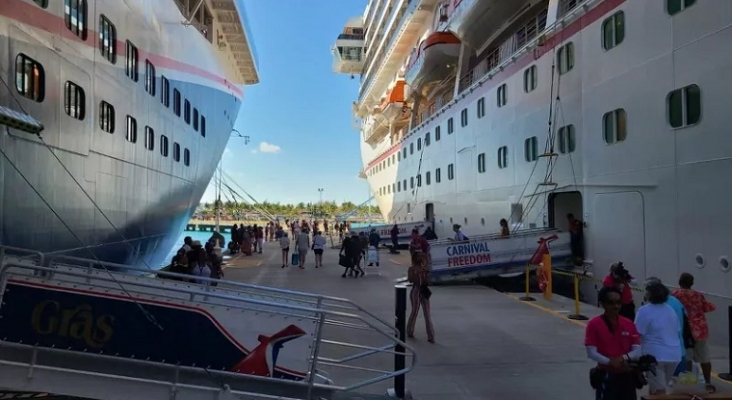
left=602, top=262, right=636, bottom=320
left=452, top=224, right=468, bottom=241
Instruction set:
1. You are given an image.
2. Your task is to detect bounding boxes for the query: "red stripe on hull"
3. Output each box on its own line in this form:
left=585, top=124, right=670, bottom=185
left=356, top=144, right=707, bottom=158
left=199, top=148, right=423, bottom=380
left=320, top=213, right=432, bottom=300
left=1, top=0, right=244, bottom=97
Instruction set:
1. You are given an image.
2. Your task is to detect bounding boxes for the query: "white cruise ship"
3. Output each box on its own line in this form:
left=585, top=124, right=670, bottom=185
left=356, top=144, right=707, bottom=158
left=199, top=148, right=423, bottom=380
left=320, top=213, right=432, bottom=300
left=0, top=0, right=258, bottom=268
left=332, top=0, right=732, bottom=326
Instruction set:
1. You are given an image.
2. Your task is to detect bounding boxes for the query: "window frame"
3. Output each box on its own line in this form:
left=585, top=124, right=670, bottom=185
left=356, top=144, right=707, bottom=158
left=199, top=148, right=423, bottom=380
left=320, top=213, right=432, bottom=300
left=558, top=125, right=576, bottom=154
left=99, top=101, right=115, bottom=133
left=460, top=108, right=468, bottom=127
left=667, top=0, right=696, bottom=16
left=477, top=97, right=485, bottom=118
left=498, top=146, right=508, bottom=169
left=602, top=108, right=628, bottom=144
left=524, top=65, right=538, bottom=93
left=184, top=148, right=191, bottom=166
left=497, top=84, right=507, bottom=107
left=524, top=136, right=539, bottom=162
left=63, top=81, right=85, bottom=120
left=64, top=0, right=88, bottom=40
left=602, top=11, right=625, bottom=51
left=145, top=126, right=154, bottom=150
left=447, top=164, right=454, bottom=180
left=125, top=40, right=139, bottom=82
left=15, top=54, right=45, bottom=102
left=668, top=84, right=701, bottom=129
left=173, top=89, right=181, bottom=116
left=478, top=153, right=486, bottom=173
left=557, top=42, right=575, bottom=75
left=125, top=115, right=137, bottom=143
left=98, top=15, right=116, bottom=63
left=160, top=135, right=169, bottom=157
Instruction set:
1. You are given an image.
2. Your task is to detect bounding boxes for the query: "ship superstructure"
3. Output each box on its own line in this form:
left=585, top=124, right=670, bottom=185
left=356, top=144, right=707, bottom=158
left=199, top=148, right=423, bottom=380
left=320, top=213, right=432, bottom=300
left=0, top=0, right=258, bottom=267
left=333, top=0, right=732, bottom=335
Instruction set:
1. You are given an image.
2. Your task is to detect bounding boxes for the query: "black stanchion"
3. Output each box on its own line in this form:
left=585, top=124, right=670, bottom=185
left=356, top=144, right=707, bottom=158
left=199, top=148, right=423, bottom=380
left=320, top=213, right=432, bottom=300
left=387, top=284, right=412, bottom=399
left=717, top=305, right=732, bottom=381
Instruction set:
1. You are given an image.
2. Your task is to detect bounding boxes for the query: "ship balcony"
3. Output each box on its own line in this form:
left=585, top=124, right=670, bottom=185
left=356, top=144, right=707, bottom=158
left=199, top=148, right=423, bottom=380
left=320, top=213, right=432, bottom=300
left=404, top=31, right=461, bottom=96
left=447, top=0, right=538, bottom=51
left=362, top=115, right=389, bottom=145
left=379, top=80, right=408, bottom=123
left=332, top=33, right=366, bottom=74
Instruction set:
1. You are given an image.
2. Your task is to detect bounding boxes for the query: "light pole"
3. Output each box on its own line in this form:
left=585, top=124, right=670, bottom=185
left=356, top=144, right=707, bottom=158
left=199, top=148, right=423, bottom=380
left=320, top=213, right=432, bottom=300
left=317, top=188, right=324, bottom=218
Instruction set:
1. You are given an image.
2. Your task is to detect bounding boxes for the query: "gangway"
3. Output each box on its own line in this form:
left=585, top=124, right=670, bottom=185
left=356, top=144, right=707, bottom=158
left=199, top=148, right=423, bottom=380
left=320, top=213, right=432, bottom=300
left=426, top=228, right=572, bottom=284
left=348, top=221, right=430, bottom=247
left=0, top=247, right=416, bottom=400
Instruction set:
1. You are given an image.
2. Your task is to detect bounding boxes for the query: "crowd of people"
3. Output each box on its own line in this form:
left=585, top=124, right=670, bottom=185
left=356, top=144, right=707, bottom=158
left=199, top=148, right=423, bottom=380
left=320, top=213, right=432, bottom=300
left=587, top=264, right=717, bottom=399
left=161, top=236, right=224, bottom=284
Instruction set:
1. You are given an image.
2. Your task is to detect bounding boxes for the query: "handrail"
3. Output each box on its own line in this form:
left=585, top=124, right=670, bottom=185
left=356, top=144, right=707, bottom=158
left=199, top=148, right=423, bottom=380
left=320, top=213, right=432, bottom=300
left=47, top=252, right=397, bottom=335
left=0, top=255, right=417, bottom=395
left=427, top=227, right=562, bottom=246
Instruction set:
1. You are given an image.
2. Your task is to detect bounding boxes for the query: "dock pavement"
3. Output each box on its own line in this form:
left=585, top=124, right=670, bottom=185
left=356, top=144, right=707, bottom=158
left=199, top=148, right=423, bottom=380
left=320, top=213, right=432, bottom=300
left=221, top=242, right=732, bottom=400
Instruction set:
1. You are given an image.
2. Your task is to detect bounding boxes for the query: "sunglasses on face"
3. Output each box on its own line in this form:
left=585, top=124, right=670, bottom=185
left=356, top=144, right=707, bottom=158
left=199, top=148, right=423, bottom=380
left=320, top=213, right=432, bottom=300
left=604, top=300, right=622, bottom=306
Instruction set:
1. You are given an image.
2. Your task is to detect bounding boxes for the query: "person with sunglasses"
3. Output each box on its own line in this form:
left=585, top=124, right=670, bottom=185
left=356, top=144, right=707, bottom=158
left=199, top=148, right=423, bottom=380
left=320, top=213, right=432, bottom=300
left=585, top=286, right=642, bottom=400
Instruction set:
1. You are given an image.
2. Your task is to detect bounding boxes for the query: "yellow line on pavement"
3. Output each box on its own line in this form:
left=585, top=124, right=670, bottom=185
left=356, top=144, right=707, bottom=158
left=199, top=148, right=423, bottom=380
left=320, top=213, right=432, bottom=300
left=501, top=290, right=732, bottom=387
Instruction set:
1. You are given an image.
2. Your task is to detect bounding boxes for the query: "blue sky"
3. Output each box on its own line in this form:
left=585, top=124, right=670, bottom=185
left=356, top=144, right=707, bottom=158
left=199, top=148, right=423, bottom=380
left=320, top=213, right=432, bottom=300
left=201, top=0, right=369, bottom=206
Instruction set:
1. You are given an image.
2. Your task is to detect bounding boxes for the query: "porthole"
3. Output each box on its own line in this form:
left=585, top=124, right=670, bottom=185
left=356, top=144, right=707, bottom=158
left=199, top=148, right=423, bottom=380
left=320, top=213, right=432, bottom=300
left=694, top=253, right=705, bottom=269
left=481, top=218, right=485, bottom=225
left=450, top=217, right=453, bottom=224
left=464, top=217, right=468, bottom=225
left=720, top=256, right=730, bottom=273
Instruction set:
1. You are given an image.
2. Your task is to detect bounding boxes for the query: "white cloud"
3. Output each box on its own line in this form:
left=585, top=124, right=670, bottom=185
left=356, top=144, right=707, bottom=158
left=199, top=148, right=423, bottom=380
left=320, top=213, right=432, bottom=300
left=258, top=142, right=281, bottom=154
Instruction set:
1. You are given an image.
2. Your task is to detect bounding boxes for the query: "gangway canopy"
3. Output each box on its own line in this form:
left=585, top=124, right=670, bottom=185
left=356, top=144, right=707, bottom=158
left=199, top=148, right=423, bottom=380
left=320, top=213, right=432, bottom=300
left=427, top=228, right=572, bottom=283
left=0, top=247, right=416, bottom=400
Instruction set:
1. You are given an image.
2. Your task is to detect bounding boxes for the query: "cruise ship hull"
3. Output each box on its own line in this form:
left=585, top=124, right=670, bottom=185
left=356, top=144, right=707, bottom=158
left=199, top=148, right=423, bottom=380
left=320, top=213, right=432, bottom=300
left=357, top=0, right=732, bottom=340
left=0, top=0, right=247, bottom=268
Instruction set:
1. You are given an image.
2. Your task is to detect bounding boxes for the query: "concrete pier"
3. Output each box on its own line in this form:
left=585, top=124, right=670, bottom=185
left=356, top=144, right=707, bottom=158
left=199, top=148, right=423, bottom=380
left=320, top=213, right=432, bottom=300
left=218, top=241, right=730, bottom=400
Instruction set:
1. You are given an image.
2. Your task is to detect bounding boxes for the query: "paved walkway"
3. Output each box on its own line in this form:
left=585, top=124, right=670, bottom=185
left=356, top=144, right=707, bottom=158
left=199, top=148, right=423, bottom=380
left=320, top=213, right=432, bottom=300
left=222, top=242, right=732, bottom=399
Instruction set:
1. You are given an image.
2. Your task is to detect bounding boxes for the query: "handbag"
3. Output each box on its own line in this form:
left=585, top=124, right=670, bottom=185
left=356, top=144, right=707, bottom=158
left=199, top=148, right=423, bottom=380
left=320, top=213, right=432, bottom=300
left=339, top=254, right=352, bottom=268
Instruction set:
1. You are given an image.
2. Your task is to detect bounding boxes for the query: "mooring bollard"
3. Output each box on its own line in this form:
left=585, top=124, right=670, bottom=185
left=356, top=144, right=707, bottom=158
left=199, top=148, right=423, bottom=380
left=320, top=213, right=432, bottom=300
left=387, top=284, right=412, bottom=399
left=519, top=264, right=536, bottom=301
left=567, top=273, right=588, bottom=321
left=717, top=305, right=732, bottom=381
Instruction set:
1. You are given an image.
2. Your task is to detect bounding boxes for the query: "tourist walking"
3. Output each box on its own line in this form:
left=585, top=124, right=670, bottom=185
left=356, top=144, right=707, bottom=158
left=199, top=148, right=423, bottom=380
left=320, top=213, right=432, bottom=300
left=367, top=228, right=380, bottom=267
left=584, top=286, right=641, bottom=400
left=279, top=232, right=290, bottom=268
left=312, top=230, right=326, bottom=268
left=255, top=226, right=264, bottom=254
left=634, top=280, right=682, bottom=395
left=296, top=229, right=310, bottom=269
left=673, top=272, right=717, bottom=393
left=406, top=252, right=434, bottom=343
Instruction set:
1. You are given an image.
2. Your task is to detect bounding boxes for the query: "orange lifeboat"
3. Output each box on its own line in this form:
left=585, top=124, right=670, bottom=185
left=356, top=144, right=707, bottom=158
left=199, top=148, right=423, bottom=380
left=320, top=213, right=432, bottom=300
left=380, top=80, right=407, bottom=122
left=404, top=31, right=461, bottom=96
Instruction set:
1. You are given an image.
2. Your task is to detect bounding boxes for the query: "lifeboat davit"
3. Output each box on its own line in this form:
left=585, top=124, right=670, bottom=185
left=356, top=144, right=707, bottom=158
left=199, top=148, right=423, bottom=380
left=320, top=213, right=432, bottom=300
left=380, top=80, right=407, bottom=122
left=404, top=31, right=461, bottom=96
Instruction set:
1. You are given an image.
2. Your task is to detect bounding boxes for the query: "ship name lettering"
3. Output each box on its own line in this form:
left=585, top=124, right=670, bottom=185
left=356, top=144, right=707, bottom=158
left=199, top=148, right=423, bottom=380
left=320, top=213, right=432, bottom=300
left=31, top=300, right=115, bottom=349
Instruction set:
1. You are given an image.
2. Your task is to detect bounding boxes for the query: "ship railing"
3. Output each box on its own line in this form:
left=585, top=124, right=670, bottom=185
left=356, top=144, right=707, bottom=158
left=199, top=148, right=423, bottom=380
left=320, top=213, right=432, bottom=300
left=0, top=261, right=417, bottom=400
left=427, top=227, right=563, bottom=246
left=457, top=0, right=597, bottom=94
left=45, top=252, right=399, bottom=336
left=0, top=246, right=44, bottom=267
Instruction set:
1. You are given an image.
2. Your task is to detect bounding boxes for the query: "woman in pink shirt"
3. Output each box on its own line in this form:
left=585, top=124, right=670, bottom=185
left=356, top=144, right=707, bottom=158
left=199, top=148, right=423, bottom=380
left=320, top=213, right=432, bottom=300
left=672, top=272, right=716, bottom=393
left=585, top=286, right=642, bottom=400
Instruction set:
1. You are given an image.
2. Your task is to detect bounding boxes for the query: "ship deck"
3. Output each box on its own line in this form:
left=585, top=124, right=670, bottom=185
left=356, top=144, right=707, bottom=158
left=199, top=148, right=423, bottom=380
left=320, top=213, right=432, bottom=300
left=220, top=241, right=729, bottom=399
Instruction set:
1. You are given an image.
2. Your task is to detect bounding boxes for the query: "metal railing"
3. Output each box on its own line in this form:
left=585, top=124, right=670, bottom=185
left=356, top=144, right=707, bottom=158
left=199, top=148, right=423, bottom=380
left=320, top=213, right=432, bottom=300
left=0, top=247, right=417, bottom=399
left=457, top=0, right=596, bottom=94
